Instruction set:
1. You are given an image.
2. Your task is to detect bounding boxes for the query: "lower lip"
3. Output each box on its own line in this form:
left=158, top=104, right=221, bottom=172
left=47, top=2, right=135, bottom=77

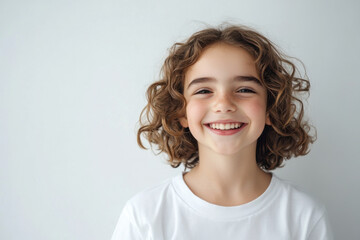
left=205, top=123, right=247, bottom=136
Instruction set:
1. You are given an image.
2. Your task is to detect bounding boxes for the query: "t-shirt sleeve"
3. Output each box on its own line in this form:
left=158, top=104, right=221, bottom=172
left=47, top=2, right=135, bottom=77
left=111, top=202, right=142, bottom=240
left=307, top=208, right=334, bottom=240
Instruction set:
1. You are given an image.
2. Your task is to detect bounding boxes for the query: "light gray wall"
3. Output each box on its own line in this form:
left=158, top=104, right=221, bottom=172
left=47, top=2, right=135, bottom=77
left=1, top=0, right=359, bottom=239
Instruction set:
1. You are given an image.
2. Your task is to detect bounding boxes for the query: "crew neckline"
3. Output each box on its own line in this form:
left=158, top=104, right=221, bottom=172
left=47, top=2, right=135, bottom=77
left=172, top=171, right=280, bottom=221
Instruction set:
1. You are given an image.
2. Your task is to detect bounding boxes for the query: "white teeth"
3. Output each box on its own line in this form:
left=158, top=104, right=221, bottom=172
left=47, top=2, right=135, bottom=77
left=209, top=123, right=243, bottom=130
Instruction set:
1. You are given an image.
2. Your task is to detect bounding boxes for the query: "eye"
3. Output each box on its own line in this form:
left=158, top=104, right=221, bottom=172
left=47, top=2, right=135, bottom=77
left=237, top=88, right=255, bottom=93
left=195, top=89, right=212, bottom=94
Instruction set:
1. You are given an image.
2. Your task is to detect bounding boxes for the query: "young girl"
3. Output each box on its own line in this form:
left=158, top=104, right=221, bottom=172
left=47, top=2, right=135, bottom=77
left=111, top=24, right=333, bottom=239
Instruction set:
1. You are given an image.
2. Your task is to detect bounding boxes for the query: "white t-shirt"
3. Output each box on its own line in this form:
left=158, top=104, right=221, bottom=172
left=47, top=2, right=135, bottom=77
left=111, top=172, right=333, bottom=240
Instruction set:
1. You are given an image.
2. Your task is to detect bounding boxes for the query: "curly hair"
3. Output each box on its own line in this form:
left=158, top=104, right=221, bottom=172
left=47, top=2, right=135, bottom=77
left=137, top=24, right=316, bottom=171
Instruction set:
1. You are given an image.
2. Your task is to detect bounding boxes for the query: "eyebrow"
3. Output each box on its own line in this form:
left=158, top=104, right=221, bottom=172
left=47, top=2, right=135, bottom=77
left=187, top=75, right=262, bottom=89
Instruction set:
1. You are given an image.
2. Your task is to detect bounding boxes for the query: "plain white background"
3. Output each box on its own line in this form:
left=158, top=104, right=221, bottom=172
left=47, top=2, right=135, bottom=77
left=1, top=0, right=359, bottom=239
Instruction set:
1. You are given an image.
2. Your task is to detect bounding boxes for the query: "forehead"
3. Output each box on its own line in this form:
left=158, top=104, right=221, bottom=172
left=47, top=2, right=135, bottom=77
left=184, top=43, right=259, bottom=86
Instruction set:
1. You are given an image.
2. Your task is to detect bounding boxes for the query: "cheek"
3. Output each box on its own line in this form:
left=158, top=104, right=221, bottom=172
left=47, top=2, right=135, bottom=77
left=185, top=100, right=208, bottom=131
left=186, top=101, right=204, bottom=120
left=244, top=99, right=267, bottom=120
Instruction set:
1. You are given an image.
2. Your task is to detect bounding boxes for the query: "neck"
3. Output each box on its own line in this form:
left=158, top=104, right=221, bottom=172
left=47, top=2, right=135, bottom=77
left=183, top=143, right=271, bottom=206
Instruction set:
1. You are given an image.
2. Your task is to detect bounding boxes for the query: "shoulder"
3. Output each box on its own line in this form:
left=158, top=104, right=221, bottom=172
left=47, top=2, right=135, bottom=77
left=111, top=176, right=177, bottom=240
left=273, top=174, right=327, bottom=223
left=124, top=175, right=176, bottom=216
left=271, top=175, right=334, bottom=239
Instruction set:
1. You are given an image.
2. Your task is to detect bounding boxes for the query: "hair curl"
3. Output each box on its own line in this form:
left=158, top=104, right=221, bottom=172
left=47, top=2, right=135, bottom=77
left=137, top=24, right=316, bottom=171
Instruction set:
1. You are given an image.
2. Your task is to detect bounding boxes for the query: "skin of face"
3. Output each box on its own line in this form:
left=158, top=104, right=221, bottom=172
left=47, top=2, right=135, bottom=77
left=180, top=42, right=271, bottom=157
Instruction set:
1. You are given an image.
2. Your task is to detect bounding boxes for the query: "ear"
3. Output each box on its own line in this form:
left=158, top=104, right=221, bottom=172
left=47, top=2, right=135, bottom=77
left=265, top=113, right=271, bottom=126
left=179, top=116, right=189, bottom=128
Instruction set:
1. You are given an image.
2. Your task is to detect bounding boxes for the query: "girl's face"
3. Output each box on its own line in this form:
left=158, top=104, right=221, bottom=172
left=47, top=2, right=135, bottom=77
left=180, top=43, right=270, bottom=156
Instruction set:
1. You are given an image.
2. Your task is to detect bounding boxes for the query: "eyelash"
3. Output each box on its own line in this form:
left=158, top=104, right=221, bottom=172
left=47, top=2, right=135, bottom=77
left=194, top=88, right=255, bottom=94
left=195, top=89, right=212, bottom=94
left=237, top=88, right=255, bottom=93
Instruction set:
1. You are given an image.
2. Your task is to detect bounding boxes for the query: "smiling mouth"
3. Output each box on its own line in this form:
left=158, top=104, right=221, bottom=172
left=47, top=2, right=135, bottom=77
left=206, top=122, right=245, bottom=130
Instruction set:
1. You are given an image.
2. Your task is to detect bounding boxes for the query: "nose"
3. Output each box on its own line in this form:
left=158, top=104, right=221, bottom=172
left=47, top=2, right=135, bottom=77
left=213, top=92, right=237, bottom=113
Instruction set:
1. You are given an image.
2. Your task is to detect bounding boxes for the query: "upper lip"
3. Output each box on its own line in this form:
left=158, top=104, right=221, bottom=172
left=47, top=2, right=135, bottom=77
left=204, top=119, right=245, bottom=124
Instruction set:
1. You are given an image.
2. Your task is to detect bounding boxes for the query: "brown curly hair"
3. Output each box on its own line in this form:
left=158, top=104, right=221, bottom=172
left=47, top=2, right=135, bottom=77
left=137, top=24, right=316, bottom=171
